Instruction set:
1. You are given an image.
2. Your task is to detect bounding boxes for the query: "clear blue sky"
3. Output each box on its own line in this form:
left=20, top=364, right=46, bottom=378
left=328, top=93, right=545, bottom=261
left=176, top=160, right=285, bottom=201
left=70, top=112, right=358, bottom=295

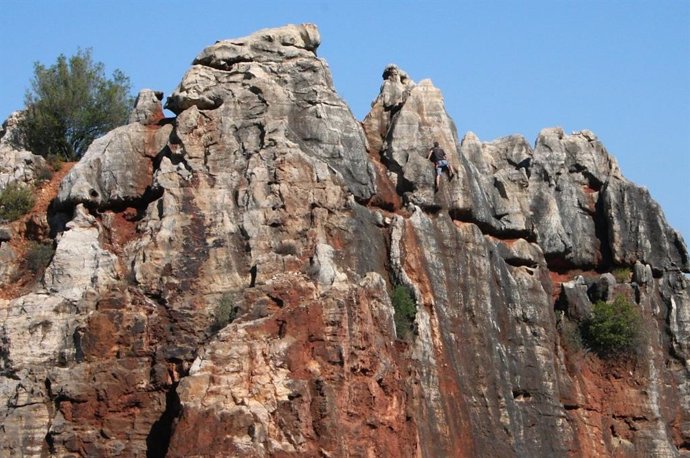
left=2, top=1, right=689, bottom=244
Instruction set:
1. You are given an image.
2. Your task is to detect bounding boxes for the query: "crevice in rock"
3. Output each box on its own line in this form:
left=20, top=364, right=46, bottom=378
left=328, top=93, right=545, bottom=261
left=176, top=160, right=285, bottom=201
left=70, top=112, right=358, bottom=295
left=665, top=316, right=690, bottom=367
left=72, top=328, right=85, bottom=363
left=277, top=319, right=287, bottom=338
left=419, top=204, right=443, bottom=215
left=45, top=206, right=71, bottom=240
left=268, top=294, right=284, bottom=308
left=146, top=382, right=182, bottom=458
left=503, top=258, right=539, bottom=269
left=544, top=254, right=581, bottom=274
left=512, top=389, right=532, bottom=401
left=353, top=194, right=372, bottom=207
left=618, top=414, right=648, bottom=422
left=447, top=208, right=535, bottom=242
left=44, top=430, right=56, bottom=455
left=0, top=332, right=17, bottom=378
left=672, top=233, right=689, bottom=273
left=308, top=378, right=333, bottom=442
left=593, top=184, right=614, bottom=271
left=193, top=56, right=253, bottom=72
left=553, top=289, right=570, bottom=315
left=379, top=149, right=414, bottom=197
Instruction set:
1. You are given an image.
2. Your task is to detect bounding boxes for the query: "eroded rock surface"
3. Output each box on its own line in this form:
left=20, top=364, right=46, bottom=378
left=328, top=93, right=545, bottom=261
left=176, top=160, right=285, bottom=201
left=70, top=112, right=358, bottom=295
left=0, top=111, right=48, bottom=190
left=1, top=24, right=689, bottom=458
left=57, top=94, right=172, bottom=207
left=363, top=62, right=690, bottom=456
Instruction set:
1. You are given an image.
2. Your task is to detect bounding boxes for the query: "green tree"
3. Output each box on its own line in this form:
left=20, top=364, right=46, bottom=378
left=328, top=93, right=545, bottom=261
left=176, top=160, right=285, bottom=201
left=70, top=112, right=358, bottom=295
left=582, top=295, right=642, bottom=358
left=19, top=49, right=133, bottom=160
left=212, top=293, right=238, bottom=332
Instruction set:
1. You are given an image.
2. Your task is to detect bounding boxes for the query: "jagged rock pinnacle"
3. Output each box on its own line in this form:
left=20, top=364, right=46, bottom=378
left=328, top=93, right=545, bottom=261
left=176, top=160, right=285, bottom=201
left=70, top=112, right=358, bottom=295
left=0, top=25, right=688, bottom=457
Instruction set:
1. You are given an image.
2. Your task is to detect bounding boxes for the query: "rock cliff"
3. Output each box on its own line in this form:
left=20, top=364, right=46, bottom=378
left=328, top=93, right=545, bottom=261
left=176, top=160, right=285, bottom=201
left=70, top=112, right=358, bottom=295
left=0, top=24, right=688, bottom=457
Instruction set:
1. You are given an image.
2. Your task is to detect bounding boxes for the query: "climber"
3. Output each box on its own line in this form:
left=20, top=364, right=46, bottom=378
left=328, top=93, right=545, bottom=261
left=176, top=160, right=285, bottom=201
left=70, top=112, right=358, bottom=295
left=427, top=141, right=457, bottom=191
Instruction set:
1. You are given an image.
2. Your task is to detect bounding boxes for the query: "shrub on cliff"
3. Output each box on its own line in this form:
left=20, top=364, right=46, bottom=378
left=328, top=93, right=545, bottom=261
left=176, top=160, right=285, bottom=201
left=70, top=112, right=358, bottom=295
left=391, top=284, right=416, bottom=340
left=212, top=293, right=238, bottom=331
left=582, top=295, right=642, bottom=358
left=0, top=183, right=35, bottom=221
left=25, top=242, right=55, bottom=273
left=18, top=49, right=133, bottom=160
left=612, top=266, right=632, bottom=283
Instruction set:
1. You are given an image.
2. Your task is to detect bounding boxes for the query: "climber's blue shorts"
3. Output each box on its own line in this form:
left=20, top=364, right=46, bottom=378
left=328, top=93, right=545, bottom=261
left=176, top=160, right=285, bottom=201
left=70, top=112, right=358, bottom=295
left=435, top=160, right=448, bottom=175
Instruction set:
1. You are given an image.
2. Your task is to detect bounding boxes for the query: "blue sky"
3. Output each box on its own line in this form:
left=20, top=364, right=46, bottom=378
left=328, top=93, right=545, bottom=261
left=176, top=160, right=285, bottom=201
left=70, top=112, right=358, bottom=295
left=2, top=1, right=688, bottom=244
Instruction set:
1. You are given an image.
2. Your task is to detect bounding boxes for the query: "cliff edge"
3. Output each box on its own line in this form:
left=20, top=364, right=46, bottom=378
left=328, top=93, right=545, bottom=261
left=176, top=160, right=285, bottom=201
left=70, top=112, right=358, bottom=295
left=1, top=24, right=688, bottom=457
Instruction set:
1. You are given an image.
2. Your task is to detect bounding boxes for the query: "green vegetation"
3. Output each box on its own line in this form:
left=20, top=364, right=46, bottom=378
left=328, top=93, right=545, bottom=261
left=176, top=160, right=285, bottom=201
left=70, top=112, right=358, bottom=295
left=18, top=49, right=132, bottom=160
left=0, top=183, right=35, bottom=221
left=213, top=293, right=238, bottom=331
left=612, top=266, right=632, bottom=283
left=25, top=242, right=55, bottom=273
left=46, top=154, right=64, bottom=172
left=391, top=284, right=417, bottom=340
left=582, top=295, right=642, bottom=358
left=35, top=164, right=54, bottom=182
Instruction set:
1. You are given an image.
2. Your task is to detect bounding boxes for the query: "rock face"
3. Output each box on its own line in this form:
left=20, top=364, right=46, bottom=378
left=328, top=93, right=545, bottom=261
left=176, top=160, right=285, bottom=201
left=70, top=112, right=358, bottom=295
left=0, top=112, right=51, bottom=284
left=1, top=24, right=689, bottom=457
left=0, top=111, right=48, bottom=190
left=57, top=90, right=172, bottom=208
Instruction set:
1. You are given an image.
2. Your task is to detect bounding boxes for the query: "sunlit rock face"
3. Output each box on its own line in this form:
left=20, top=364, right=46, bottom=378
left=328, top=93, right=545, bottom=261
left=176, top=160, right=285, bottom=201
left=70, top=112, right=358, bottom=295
left=0, top=111, right=48, bottom=190
left=1, top=24, right=688, bottom=457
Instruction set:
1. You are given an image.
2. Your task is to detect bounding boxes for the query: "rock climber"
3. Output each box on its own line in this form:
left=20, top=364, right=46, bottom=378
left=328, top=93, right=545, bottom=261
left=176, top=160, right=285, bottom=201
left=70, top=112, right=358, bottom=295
left=427, top=141, right=456, bottom=191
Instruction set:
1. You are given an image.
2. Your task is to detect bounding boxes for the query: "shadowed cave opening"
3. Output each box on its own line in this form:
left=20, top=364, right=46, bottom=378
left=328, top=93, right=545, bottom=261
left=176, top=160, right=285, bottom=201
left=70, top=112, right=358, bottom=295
left=146, top=383, right=182, bottom=458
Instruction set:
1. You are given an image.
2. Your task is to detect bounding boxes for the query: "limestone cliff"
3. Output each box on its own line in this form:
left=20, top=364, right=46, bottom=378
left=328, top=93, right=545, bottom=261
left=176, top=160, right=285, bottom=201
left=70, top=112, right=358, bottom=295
left=0, top=24, right=688, bottom=457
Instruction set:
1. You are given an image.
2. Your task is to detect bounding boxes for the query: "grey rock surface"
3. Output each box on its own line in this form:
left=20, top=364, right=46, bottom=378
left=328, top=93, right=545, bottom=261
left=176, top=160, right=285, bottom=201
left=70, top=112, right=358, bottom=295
left=603, top=176, right=689, bottom=273
left=165, top=23, right=375, bottom=200
left=128, top=89, right=165, bottom=125
left=57, top=122, right=172, bottom=207
left=494, top=237, right=545, bottom=267
left=0, top=242, right=17, bottom=283
left=0, top=111, right=48, bottom=190
left=1, top=25, right=689, bottom=458
left=560, top=276, right=592, bottom=321
left=363, top=75, right=498, bottom=232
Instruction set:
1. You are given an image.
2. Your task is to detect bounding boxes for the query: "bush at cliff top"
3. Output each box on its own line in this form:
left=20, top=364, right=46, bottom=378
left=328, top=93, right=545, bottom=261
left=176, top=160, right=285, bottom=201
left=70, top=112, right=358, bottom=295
left=0, top=183, right=35, bottom=221
left=391, top=284, right=416, bottom=340
left=18, top=49, right=133, bottom=160
left=582, top=295, right=642, bottom=358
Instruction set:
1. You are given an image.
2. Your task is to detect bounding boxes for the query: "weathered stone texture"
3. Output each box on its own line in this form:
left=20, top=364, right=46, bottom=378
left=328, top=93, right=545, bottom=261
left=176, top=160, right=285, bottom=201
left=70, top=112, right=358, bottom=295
left=128, top=89, right=165, bottom=125
left=0, top=111, right=48, bottom=190
left=165, top=23, right=375, bottom=201
left=1, top=24, right=689, bottom=458
left=57, top=120, right=171, bottom=207
left=603, top=176, right=689, bottom=273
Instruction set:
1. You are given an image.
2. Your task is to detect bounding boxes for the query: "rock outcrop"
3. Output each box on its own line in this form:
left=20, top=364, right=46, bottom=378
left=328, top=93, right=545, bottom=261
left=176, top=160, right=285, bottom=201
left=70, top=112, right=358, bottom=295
left=57, top=89, right=172, bottom=208
left=0, top=24, right=689, bottom=457
left=0, top=111, right=51, bottom=284
left=0, top=111, right=48, bottom=190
